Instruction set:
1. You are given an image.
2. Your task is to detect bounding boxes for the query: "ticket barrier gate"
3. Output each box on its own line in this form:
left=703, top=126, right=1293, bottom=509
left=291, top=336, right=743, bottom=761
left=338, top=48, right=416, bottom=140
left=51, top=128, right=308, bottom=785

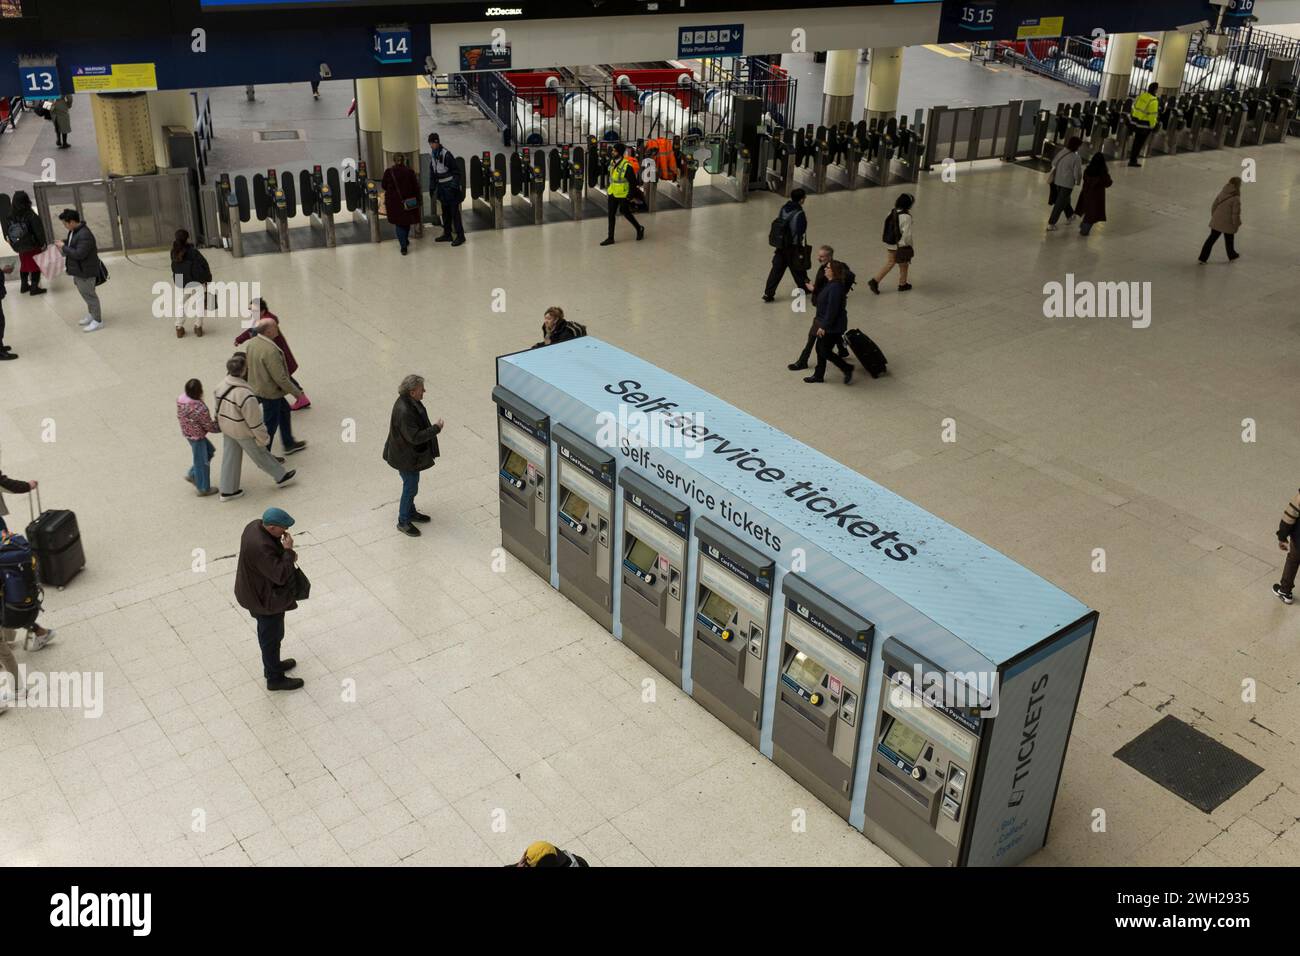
left=690, top=520, right=775, bottom=748
left=890, top=119, right=925, bottom=184
left=764, top=130, right=794, bottom=196
left=547, top=145, right=586, bottom=221
left=1263, top=95, right=1294, bottom=143
left=254, top=168, right=291, bottom=252
left=301, top=164, right=338, bottom=247
left=216, top=173, right=244, bottom=258
left=792, top=126, right=830, bottom=194
left=493, top=387, right=551, bottom=580
left=470, top=151, right=507, bottom=229
left=1224, top=101, right=1252, bottom=148
left=1148, top=107, right=1182, bottom=156
left=1176, top=106, right=1205, bottom=153
left=771, top=575, right=874, bottom=821
left=554, top=426, right=615, bottom=631
left=509, top=147, right=546, bottom=225
left=642, top=139, right=689, bottom=213
left=617, top=472, right=689, bottom=685
left=1198, top=100, right=1229, bottom=149
left=660, top=151, right=697, bottom=209
left=862, top=639, right=985, bottom=867
left=585, top=139, right=612, bottom=215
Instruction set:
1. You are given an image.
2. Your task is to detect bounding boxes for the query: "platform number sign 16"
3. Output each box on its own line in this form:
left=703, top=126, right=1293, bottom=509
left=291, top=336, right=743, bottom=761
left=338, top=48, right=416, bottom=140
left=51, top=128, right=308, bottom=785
left=373, top=27, right=413, bottom=65
left=957, top=1, right=996, bottom=32
left=19, top=65, right=60, bottom=102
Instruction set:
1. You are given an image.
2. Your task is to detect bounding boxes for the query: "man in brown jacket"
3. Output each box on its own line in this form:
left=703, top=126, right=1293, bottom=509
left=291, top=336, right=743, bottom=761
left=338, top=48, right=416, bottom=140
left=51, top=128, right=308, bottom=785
left=234, top=506, right=303, bottom=690
left=244, top=317, right=306, bottom=456
left=1274, top=488, right=1300, bottom=604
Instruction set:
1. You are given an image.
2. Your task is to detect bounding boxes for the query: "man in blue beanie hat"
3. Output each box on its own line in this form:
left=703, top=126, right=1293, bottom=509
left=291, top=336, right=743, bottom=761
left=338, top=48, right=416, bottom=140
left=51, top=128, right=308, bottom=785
left=234, top=507, right=303, bottom=691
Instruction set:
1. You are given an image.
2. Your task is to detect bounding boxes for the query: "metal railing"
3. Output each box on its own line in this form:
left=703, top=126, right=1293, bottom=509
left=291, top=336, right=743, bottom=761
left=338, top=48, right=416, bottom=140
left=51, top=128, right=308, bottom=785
left=997, top=36, right=1103, bottom=96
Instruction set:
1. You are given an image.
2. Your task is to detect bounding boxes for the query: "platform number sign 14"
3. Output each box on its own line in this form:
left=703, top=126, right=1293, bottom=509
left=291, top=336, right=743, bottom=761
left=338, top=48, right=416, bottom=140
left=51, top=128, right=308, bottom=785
left=19, top=65, right=60, bottom=102
left=374, top=27, right=413, bottom=65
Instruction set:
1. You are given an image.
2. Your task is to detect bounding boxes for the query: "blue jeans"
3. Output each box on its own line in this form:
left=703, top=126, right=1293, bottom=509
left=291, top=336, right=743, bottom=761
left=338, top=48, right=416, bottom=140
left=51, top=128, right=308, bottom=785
left=259, top=396, right=295, bottom=451
left=398, top=470, right=419, bottom=526
left=253, top=612, right=286, bottom=681
left=187, top=437, right=215, bottom=492
left=395, top=224, right=410, bottom=251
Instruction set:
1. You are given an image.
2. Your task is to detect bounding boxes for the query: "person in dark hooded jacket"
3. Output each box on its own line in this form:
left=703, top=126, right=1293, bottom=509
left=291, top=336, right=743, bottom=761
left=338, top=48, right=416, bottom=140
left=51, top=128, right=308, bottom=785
left=789, top=245, right=852, bottom=370
left=3, top=191, right=47, bottom=296
left=383, top=374, right=443, bottom=537
left=533, top=306, right=579, bottom=348
left=170, top=229, right=212, bottom=337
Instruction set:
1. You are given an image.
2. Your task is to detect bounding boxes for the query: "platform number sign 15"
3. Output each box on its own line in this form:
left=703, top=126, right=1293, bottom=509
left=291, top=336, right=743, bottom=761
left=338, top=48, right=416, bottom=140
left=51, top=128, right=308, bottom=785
left=960, top=3, right=996, bottom=30
left=374, top=26, right=413, bottom=65
left=19, top=65, right=60, bottom=102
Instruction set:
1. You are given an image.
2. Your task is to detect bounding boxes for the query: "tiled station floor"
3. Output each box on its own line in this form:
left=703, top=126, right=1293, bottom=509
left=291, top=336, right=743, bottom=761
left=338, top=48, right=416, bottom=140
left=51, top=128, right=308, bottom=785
left=2, top=134, right=1300, bottom=866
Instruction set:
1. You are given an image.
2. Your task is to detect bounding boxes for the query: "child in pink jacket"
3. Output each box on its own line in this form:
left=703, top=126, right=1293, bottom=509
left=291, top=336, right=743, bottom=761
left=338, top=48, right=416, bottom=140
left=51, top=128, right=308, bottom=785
left=178, top=378, right=220, bottom=496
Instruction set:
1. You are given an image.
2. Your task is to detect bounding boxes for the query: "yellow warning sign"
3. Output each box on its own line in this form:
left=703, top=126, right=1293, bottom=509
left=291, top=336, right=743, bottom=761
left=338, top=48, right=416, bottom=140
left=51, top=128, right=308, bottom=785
left=1016, top=17, right=1065, bottom=40
left=71, top=63, right=158, bottom=93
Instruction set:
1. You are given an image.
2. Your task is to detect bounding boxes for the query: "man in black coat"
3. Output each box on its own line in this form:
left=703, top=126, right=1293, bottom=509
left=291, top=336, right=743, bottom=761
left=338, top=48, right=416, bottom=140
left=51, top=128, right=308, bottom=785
left=384, top=374, right=444, bottom=537
left=428, top=133, right=466, bottom=246
left=805, top=260, right=854, bottom=385
left=789, top=244, right=852, bottom=370
left=233, top=507, right=302, bottom=691
left=762, top=187, right=809, bottom=302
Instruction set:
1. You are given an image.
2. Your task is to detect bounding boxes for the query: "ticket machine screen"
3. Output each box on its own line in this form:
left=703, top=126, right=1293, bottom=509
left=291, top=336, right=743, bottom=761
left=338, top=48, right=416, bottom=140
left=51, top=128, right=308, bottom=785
left=698, top=589, right=737, bottom=628
left=882, top=718, right=927, bottom=764
left=626, top=538, right=658, bottom=575
left=560, top=488, right=591, bottom=525
left=502, top=450, right=528, bottom=482
left=784, top=650, right=827, bottom=693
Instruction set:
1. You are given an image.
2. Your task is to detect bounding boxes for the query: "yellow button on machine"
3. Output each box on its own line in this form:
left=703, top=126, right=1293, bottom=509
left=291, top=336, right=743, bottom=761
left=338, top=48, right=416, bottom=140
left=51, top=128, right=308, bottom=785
left=720, top=629, right=733, bottom=641
left=809, top=692, right=822, bottom=706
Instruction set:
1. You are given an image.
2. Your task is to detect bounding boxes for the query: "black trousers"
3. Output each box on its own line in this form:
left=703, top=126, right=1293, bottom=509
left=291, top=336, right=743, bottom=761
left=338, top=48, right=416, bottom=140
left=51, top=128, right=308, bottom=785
left=434, top=187, right=465, bottom=239
left=765, top=249, right=809, bottom=298
left=607, top=197, right=641, bottom=239
left=813, top=332, right=853, bottom=379
left=253, top=612, right=287, bottom=680
left=1129, top=127, right=1152, bottom=163
left=0, top=298, right=6, bottom=349
left=1281, top=541, right=1300, bottom=593
left=1199, top=230, right=1236, bottom=262
left=796, top=319, right=848, bottom=365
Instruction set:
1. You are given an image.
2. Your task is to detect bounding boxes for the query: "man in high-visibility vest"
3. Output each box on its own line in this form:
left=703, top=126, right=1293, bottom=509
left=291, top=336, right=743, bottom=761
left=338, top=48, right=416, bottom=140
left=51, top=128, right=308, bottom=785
left=1128, top=81, right=1160, bottom=168
left=600, top=142, right=645, bottom=246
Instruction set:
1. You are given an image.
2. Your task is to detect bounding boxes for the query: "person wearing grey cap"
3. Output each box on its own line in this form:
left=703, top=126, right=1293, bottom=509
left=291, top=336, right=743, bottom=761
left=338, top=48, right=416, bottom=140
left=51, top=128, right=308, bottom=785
left=234, top=506, right=304, bottom=691
left=52, top=208, right=105, bottom=333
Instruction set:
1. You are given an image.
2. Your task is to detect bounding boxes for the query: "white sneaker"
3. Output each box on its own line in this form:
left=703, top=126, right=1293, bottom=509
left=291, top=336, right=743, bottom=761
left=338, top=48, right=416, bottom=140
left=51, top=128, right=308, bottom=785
left=78, top=315, right=94, bottom=326
left=83, top=320, right=103, bottom=333
left=25, top=628, right=55, bottom=651
left=1045, top=224, right=1058, bottom=231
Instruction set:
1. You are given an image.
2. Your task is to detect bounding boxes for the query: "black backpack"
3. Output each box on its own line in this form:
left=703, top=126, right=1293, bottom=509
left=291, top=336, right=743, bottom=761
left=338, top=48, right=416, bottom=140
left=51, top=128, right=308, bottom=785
left=6, top=218, right=29, bottom=246
left=569, top=321, right=587, bottom=338
left=768, top=206, right=797, bottom=248
left=882, top=210, right=902, bottom=245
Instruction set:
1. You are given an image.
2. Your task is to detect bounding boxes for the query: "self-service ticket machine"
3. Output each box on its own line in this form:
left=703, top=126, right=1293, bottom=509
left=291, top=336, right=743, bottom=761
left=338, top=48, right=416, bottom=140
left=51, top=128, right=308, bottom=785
left=771, top=575, right=874, bottom=821
left=618, top=472, right=689, bottom=685
left=691, top=520, right=774, bottom=748
left=862, top=639, right=984, bottom=867
left=493, top=386, right=551, bottom=580
left=554, top=426, right=616, bottom=631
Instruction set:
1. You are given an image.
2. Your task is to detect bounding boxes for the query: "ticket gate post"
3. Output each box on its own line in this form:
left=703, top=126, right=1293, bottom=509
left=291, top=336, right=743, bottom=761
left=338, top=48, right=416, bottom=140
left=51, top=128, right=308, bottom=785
left=666, top=151, right=696, bottom=208
left=492, top=387, right=551, bottom=580
left=218, top=173, right=243, bottom=259
left=363, top=175, right=382, bottom=243
left=553, top=426, right=616, bottom=631
left=689, top=520, right=775, bottom=748
left=862, top=639, right=986, bottom=867
left=714, top=144, right=751, bottom=203
left=1201, top=102, right=1228, bottom=149
left=307, top=164, right=337, bottom=247
left=765, top=130, right=794, bottom=196
left=472, top=151, right=506, bottom=228
left=770, top=575, right=874, bottom=821
left=1225, top=103, right=1251, bottom=148
left=1179, top=108, right=1204, bottom=152
left=586, top=140, right=611, bottom=215
left=548, top=145, right=586, bottom=221
left=510, top=147, right=546, bottom=225
left=616, top=473, right=690, bottom=683
left=263, top=168, right=290, bottom=252
left=890, top=119, right=925, bottom=184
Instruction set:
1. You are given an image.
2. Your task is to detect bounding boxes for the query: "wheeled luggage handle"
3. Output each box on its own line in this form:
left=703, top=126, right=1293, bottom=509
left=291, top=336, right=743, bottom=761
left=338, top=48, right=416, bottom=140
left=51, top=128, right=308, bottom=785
left=27, top=486, right=41, bottom=522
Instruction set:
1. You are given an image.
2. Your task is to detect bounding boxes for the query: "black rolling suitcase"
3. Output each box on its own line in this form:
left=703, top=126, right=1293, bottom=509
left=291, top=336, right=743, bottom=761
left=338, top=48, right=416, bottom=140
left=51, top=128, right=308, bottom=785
left=24, top=489, right=84, bottom=589
left=846, top=328, right=888, bottom=379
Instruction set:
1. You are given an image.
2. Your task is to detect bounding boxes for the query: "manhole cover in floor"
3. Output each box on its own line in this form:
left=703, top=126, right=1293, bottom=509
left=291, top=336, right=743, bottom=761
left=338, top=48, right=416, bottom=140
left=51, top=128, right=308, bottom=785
left=1114, top=714, right=1263, bottom=813
left=258, top=130, right=301, bottom=141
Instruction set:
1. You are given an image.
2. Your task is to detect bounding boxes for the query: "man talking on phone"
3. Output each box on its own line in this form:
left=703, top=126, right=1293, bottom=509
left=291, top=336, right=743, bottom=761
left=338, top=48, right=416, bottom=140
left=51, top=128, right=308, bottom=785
left=234, top=507, right=304, bottom=691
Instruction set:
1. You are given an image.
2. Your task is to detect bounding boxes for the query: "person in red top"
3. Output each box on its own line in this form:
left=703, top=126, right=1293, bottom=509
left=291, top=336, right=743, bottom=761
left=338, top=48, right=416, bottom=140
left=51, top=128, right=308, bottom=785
left=235, top=298, right=310, bottom=410
left=177, top=378, right=220, bottom=496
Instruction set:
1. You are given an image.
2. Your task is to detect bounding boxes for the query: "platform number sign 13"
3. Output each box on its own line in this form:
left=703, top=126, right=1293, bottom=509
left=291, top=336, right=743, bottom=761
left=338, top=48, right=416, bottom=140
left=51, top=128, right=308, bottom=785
left=374, top=26, right=413, bottom=65
left=19, top=64, right=60, bottom=102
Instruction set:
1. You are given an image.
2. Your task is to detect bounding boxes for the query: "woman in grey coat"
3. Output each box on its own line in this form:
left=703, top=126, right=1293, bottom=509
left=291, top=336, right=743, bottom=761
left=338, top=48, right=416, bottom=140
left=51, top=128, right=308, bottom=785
left=50, top=95, right=71, bottom=149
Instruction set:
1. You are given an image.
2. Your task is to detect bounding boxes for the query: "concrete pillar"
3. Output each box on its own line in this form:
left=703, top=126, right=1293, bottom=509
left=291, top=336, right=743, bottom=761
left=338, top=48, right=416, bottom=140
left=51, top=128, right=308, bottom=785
left=863, top=48, right=902, bottom=126
left=1153, top=31, right=1192, bottom=96
left=1099, top=33, right=1139, bottom=100
left=821, top=50, right=858, bottom=128
left=377, top=75, right=419, bottom=169
left=146, top=90, right=195, bottom=171
left=91, top=92, right=156, bottom=177
left=355, top=77, right=382, bottom=177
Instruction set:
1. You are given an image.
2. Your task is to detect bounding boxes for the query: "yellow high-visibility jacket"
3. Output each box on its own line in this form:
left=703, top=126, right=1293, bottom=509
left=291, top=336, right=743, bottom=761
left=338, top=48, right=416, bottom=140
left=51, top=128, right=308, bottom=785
left=608, top=158, right=633, bottom=199
left=1131, top=91, right=1159, bottom=129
